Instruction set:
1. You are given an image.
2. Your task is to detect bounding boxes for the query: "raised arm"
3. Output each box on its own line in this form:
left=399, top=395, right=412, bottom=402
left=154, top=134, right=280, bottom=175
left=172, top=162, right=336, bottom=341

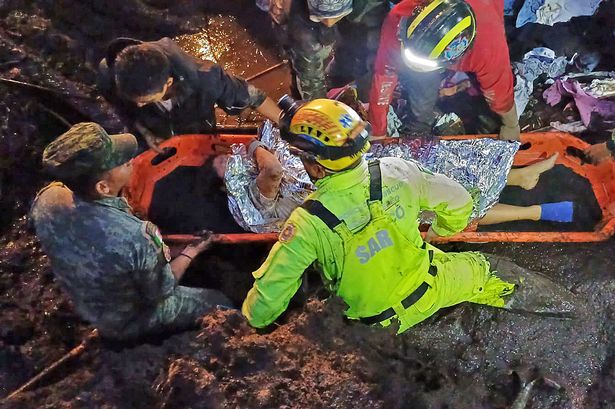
left=368, top=12, right=403, bottom=138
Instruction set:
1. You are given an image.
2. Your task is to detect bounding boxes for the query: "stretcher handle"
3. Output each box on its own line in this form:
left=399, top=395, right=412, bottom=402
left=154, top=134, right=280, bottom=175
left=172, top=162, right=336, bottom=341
left=163, top=233, right=278, bottom=244
left=150, top=147, right=177, bottom=166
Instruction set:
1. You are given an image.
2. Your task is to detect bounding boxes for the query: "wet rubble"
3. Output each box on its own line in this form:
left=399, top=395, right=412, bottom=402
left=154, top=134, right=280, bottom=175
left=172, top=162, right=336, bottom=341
left=1, top=0, right=615, bottom=408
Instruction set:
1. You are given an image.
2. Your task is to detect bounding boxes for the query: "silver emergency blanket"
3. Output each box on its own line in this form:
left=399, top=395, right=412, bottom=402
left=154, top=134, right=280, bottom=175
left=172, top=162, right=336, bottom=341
left=225, top=121, right=315, bottom=233
left=225, top=121, right=519, bottom=232
left=367, top=138, right=520, bottom=219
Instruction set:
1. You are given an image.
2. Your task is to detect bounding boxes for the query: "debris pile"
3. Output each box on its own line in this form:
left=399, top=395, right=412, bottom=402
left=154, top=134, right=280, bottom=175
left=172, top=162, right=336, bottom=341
left=1, top=1, right=615, bottom=408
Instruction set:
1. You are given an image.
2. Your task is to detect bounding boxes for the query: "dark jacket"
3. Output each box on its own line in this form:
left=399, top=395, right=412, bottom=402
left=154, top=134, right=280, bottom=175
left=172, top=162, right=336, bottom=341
left=98, top=37, right=266, bottom=138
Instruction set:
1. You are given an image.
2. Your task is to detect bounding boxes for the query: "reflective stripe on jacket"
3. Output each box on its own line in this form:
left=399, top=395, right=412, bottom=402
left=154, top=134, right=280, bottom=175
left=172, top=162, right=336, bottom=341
left=242, top=156, right=473, bottom=328
left=368, top=0, right=514, bottom=135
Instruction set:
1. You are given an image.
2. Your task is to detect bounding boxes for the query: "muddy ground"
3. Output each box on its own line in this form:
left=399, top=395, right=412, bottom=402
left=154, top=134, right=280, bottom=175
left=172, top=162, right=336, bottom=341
left=1, top=0, right=615, bottom=407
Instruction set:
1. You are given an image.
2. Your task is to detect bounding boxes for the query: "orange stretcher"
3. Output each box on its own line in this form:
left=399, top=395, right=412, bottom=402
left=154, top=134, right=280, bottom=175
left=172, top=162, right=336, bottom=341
left=124, top=132, right=615, bottom=244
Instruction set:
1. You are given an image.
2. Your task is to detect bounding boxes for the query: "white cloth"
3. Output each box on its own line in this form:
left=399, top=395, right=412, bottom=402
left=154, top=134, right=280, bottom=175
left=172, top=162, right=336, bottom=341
left=585, top=79, right=615, bottom=99
left=513, top=47, right=569, bottom=117
left=550, top=120, right=587, bottom=133
left=516, top=0, right=603, bottom=28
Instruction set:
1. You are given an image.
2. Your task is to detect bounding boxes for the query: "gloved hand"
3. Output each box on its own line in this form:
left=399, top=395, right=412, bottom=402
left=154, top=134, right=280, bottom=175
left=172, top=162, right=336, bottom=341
left=498, top=105, right=521, bottom=141
left=135, top=122, right=165, bottom=154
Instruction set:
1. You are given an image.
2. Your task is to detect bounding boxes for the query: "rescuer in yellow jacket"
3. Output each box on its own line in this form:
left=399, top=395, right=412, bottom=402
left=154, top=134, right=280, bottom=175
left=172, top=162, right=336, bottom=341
left=242, top=97, right=515, bottom=332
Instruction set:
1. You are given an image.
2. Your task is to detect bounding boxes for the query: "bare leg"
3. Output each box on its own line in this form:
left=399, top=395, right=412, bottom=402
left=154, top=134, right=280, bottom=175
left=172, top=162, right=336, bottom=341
left=507, top=153, right=558, bottom=190
left=478, top=203, right=541, bottom=225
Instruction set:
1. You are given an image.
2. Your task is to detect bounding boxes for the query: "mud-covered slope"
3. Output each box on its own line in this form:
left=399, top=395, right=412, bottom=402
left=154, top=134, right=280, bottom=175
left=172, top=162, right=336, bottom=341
left=1, top=1, right=615, bottom=408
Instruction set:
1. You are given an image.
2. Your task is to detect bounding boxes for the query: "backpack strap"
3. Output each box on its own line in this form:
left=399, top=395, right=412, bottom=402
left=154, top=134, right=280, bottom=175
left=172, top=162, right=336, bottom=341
left=368, top=160, right=383, bottom=201
left=301, top=199, right=342, bottom=230
left=302, top=160, right=383, bottom=230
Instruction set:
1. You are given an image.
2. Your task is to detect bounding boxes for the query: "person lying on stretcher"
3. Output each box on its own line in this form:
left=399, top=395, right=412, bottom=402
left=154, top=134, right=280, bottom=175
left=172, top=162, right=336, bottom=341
left=224, top=98, right=574, bottom=233
left=232, top=131, right=571, bottom=232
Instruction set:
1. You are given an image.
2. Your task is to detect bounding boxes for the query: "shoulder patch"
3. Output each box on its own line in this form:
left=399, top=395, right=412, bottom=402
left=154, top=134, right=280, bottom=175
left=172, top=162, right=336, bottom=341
left=143, top=222, right=163, bottom=246
left=142, top=222, right=171, bottom=262
left=279, top=223, right=296, bottom=243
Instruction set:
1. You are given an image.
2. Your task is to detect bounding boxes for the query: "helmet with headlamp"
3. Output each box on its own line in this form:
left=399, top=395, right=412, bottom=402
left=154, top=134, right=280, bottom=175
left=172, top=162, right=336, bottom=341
left=399, top=0, right=476, bottom=72
left=278, top=95, right=371, bottom=171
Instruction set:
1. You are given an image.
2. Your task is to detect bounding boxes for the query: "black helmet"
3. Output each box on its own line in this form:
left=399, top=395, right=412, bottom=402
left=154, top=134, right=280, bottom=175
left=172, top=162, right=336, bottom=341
left=399, top=0, right=476, bottom=71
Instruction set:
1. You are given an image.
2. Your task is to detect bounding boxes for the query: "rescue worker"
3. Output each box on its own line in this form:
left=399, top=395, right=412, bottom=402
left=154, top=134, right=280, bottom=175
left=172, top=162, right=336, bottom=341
left=268, top=0, right=389, bottom=100
left=368, top=0, right=520, bottom=140
left=30, top=122, right=232, bottom=340
left=242, top=98, right=517, bottom=332
left=97, top=37, right=282, bottom=152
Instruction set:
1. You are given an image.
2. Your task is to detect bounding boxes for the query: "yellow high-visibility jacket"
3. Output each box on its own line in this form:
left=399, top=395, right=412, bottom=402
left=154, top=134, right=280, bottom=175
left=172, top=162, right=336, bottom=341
left=242, top=157, right=473, bottom=328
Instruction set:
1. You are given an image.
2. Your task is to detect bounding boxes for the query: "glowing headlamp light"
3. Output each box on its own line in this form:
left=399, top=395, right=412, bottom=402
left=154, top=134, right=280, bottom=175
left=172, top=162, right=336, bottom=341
left=403, top=48, right=439, bottom=69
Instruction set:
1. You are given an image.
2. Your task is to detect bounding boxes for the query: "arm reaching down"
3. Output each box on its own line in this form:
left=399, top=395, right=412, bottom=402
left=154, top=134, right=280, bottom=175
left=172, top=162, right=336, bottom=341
left=420, top=170, right=473, bottom=236
left=242, top=210, right=319, bottom=327
left=368, top=11, right=403, bottom=137
left=135, top=122, right=164, bottom=153
left=169, top=234, right=215, bottom=281
left=254, top=96, right=283, bottom=125
left=395, top=159, right=473, bottom=236
left=498, top=104, right=520, bottom=141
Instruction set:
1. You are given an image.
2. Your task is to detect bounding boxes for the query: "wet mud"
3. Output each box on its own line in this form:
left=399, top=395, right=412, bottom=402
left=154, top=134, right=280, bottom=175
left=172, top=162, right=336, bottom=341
left=1, top=0, right=615, bottom=408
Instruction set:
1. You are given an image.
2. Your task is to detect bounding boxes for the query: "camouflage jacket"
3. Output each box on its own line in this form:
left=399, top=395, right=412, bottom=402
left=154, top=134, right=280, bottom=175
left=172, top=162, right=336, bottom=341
left=268, top=0, right=386, bottom=25
left=30, top=183, right=176, bottom=336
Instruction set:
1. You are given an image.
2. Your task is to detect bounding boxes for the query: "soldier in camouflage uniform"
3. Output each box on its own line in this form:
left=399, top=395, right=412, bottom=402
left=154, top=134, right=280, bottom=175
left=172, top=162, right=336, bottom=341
left=268, top=0, right=389, bottom=100
left=30, top=122, right=232, bottom=340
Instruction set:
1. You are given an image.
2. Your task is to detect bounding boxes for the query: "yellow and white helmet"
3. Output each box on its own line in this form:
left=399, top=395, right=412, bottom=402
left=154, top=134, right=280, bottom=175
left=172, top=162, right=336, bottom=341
left=278, top=96, right=371, bottom=171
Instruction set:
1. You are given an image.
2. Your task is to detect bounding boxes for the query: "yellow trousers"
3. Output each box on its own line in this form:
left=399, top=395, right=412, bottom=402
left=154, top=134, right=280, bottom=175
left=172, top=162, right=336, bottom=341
left=389, top=250, right=515, bottom=334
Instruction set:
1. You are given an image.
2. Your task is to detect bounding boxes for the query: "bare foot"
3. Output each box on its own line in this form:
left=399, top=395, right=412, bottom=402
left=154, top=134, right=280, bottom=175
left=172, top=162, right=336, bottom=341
left=516, top=153, right=559, bottom=190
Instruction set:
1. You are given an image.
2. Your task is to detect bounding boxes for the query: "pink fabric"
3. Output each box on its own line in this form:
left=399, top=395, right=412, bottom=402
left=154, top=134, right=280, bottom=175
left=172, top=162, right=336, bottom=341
left=544, top=79, right=615, bottom=126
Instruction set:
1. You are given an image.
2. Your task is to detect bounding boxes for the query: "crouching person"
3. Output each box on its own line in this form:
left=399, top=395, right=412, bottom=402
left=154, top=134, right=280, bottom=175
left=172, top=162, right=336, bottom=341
left=98, top=37, right=282, bottom=152
left=30, top=122, right=232, bottom=340
left=242, top=99, right=517, bottom=332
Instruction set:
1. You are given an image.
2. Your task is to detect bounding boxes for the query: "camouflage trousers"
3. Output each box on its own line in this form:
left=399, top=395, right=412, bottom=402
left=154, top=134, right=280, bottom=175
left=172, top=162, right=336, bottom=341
left=104, top=286, right=233, bottom=340
left=275, top=6, right=386, bottom=101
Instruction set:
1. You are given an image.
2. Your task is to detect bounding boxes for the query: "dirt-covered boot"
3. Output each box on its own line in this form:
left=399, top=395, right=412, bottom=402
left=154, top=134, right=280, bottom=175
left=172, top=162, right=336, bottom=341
left=484, top=254, right=578, bottom=318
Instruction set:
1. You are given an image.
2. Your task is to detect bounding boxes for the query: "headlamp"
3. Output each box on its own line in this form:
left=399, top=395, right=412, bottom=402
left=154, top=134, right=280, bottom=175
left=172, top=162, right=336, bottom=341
left=403, top=48, right=439, bottom=69
left=277, top=95, right=371, bottom=162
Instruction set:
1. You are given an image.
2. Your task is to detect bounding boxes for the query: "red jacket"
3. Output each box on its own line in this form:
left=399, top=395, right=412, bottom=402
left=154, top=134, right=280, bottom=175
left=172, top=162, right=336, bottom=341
left=368, top=0, right=514, bottom=136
